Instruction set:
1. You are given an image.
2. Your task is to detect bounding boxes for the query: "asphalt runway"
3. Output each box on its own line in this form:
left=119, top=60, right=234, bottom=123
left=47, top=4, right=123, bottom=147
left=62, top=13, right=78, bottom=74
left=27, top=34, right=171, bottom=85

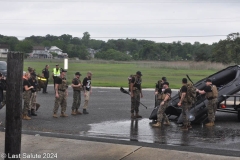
left=1, top=86, right=240, bottom=157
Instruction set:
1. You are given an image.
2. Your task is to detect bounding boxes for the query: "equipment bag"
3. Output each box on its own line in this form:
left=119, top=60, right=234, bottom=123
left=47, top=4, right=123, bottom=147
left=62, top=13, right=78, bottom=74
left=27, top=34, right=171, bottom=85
left=186, top=83, right=197, bottom=104
left=211, top=85, right=218, bottom=98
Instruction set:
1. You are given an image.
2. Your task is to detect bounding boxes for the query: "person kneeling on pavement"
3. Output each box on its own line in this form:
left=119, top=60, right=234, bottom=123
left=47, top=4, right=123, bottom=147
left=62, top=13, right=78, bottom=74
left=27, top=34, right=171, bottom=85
left=152, top=81, right=172, bottom=127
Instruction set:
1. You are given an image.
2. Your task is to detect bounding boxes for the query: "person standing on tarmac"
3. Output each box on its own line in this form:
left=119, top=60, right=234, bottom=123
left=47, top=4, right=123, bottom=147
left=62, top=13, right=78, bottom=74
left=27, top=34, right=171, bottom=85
left=155, top=77, right=167, bottom=106
left=178, top=78, right=192, bottom=131
left=130, top=71, right=143, bottom=119
left=71, top=72, right=82, bottom=115
left=196, top=78, right=218, bottom=127
left=52, top=64, right=61, bottom=90
left=53, top=69, right=68, bottom=118
left=82, top=71, right=92, bottom=114
left=42, top=64, right=49, bottom=93
left=152, top=82, right=171, bottom=127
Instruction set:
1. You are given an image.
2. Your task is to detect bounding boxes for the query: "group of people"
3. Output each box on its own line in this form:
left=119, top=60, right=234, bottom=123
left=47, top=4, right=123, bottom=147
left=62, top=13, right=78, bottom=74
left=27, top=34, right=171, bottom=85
left=22, top=64, right=93, bottom=120
left=129, top=71, right=218, bottom=131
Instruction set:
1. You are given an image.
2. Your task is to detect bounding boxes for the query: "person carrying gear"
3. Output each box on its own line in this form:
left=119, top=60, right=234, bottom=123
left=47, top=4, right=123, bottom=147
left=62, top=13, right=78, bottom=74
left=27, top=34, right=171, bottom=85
left=196, top=78, right=218, bottom=127
left=155, top=77, right=167, bottom=106
left=71, top=72, right=82, bottom=115
left=130, top=71, right=143, bottom=119
left=22, top=72, right=34, bottom=120
left=152, top=81, right=172, bottom=127
left=178, top=78, right=192, bottom=131
left=52, top=64, right=61, bottom=90
left=53, top=69, right=68, bottom=118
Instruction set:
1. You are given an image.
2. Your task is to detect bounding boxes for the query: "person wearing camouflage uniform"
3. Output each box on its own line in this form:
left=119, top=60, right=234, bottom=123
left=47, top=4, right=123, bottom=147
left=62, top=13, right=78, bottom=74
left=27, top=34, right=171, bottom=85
left=197, top=78, right=218, bottom=127
left=22, top=72, right=34, bottom=120
left=155, top=77, right=167, bottom=106
left=71, top=72, right=82, bottom=115
left=53, top=69, right=68, bottom=118
left=130, top=71, right=143, bottom=119
left=178, top=78, right=192, bottom=131
left=152, top=82, right=172, bottom=127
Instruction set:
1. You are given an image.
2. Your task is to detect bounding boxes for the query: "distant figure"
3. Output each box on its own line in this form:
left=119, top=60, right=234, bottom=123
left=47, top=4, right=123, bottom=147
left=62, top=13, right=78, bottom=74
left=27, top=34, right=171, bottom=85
left=53, top=69, right=68, bottom=118
left=82, top=71, right=92, bottom=114
left=155, top=77, right=167, bottom=106
left=130, top=71, right=143, bottom=119
left=71, top=72, right=82, bottom=115
left=197, top=79, right=218, bottom=127
left=42, top=65, right=49, bottom=93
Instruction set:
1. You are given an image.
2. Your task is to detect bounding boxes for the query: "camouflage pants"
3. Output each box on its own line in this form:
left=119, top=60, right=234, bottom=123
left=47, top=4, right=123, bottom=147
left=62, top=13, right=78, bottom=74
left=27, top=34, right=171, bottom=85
left=83, top=90, right=90, bottom=109
left=182, top=102, right=192, bottom=126
left=207, top=98, right=218, bottom=122
left=72, top=90, right=81, bottom=110
left=53, top=91, right=67, bottom=113
left=23, top=90, right=31, bottom=115
left=30, top=92, right=37, bottom=111
left=131, top=89, right=140, bottom=113
left=157, top=101, right=169, bottom=123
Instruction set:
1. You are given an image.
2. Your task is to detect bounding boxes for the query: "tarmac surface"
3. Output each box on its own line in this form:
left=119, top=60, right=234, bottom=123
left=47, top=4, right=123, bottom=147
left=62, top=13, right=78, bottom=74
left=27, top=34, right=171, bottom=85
left=0, top=86, right=240, bottom=159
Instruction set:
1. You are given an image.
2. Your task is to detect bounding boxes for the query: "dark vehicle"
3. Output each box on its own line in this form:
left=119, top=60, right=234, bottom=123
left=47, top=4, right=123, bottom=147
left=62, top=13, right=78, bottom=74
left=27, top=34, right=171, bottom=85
left=150, top=65, right=240, bottom=124
left=0, top=61, right=7, bottom=77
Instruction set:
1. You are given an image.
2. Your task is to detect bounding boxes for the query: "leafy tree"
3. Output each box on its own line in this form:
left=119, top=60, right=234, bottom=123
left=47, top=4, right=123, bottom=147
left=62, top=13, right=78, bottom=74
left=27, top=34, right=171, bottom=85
left=95, top=49, right=131, bottom=61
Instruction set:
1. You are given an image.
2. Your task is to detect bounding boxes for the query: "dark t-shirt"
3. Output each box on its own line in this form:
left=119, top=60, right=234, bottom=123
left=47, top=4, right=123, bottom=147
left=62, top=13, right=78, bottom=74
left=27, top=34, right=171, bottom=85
left=72, top=78, right=80, bottom=85
left=83, top=77, right=91, bottom=91
left=203, top=85, right=212, bottom=93
left=180, top=85, right=187, bottom=93
left=55, top=77, right=63, bottom=84
left=23, top=79, right=30, bottom=92
left=42, top=68, right=49, bottom=79
left=28, top=78, right=37, bottom=92
left=131, top=76, right=141, bottom=90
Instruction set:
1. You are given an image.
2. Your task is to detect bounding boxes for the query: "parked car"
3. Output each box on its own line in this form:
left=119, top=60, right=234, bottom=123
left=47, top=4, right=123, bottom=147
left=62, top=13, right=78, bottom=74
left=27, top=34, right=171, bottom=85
left=0, top=61, right=7, bottom=77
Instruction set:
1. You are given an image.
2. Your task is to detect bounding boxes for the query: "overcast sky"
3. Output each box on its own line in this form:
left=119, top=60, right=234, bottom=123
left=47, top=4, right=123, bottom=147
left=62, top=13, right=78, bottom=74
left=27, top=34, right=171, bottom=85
left=0, top=0, right=240, bottom=44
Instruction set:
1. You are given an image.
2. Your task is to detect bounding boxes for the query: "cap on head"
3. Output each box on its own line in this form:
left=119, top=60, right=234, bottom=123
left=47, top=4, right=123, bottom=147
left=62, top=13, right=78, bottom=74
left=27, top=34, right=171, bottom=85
left=162, top=77, right=167, bottom=82
left=56, top=64, right=59, bottom=66
left=61, top=69, right=67, bottom=73
left=206, top=78, right=212, bottom=82
left=182, top=78, right=187, bottom=83
left=163, top=81, right=169, bottom=86
left=136, top=71, right=142, bottom=76
left=75, top=72, right=81, bottom=76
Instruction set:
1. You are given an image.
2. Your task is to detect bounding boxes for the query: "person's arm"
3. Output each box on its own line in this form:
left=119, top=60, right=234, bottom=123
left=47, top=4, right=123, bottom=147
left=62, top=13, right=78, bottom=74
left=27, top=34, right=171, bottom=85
left=197, top=89, right=206, bottom=94
left=24, top=85, right=33, bottom=91
left=178, top=92, right=186, bottom=106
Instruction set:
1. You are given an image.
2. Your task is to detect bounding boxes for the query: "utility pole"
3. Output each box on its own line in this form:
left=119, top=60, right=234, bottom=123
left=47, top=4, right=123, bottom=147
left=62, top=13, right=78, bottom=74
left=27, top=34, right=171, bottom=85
left=5, top=52, right=23, bottom=160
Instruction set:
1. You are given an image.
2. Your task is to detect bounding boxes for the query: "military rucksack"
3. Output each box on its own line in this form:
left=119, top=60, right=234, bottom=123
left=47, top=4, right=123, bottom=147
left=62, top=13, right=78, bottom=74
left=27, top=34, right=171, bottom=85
left=211, top=85, right=218, bottom=98
left=186, top=83, right=197, bottom=104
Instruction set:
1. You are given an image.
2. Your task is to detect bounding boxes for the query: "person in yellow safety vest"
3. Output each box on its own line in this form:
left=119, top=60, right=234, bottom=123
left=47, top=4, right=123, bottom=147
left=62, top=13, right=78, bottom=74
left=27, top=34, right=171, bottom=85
left=52, top=64, right=61, bottom=90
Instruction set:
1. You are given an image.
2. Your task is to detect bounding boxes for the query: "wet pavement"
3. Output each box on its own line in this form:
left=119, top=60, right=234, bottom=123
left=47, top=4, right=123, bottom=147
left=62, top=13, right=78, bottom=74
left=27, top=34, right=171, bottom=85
left=1, top=87, right=240, bottom=156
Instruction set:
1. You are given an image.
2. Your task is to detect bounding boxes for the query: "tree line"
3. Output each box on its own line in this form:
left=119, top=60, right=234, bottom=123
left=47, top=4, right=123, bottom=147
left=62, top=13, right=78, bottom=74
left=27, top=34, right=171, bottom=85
left=0, top=32, right=239, bottom=64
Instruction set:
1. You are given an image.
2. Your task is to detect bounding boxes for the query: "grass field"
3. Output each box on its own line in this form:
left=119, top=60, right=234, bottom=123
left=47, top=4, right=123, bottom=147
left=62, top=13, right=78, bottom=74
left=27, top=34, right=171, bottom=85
left=24, top=59, right=228, bottom=89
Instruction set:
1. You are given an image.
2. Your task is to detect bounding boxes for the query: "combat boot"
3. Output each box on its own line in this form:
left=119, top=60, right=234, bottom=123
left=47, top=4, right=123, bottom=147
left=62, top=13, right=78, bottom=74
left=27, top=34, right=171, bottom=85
left=60, top=112, right=68, bottom=117
left=135, top=113, right=142, bottom=118
left=163, top=120, right=171, bottom=126
left=131, top=113, right=135, bottom=119
left=83, top=109, right=89, bottom=114
left=152, top=122, right=161, bottom=127
left=75, top=109, right=82, bottom=115
left=53, top=113, right=58, bottom=118
left=181, top=125, right=188, bottom=131
left=22, top=114, right=31, bottom=120
left=205, top=122, right=214, bottom=127
left=28, top=110, right=32, bottom=117
left=71, top=110, right=76, bottom=115
left=31, top=109, right=37, bottom=116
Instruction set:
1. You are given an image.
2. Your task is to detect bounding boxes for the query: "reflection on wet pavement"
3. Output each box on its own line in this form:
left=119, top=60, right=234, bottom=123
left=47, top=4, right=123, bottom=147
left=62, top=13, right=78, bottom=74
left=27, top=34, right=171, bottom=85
left=83, top=118, right=240, bottom=150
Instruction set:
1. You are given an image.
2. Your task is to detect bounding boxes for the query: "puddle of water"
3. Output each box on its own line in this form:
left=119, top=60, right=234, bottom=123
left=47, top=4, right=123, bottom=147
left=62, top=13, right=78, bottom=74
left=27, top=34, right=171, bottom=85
left=82, top=118, right=240, bottom=149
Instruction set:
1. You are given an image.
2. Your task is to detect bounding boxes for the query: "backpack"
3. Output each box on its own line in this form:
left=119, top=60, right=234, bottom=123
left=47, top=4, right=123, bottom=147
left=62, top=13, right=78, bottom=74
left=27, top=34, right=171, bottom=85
left=186, top=83, right=197, bottom=104
left=211, top=85, right=218, bottom=98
